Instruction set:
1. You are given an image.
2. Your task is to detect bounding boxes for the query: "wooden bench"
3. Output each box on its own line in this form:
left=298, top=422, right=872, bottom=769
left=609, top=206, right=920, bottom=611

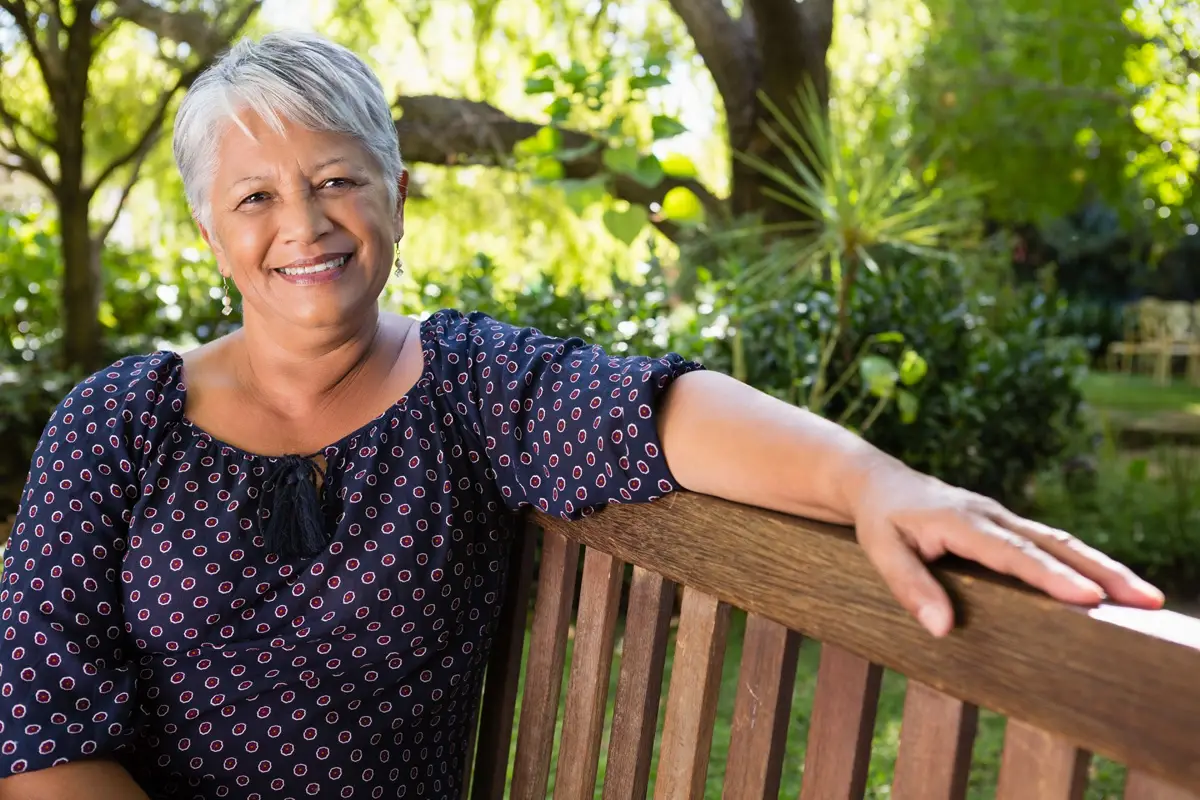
left=462, top=492, right=1200, bottom=799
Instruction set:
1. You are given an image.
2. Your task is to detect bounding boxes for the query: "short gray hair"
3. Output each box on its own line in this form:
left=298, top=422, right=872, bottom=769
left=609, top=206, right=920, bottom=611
left=173, top=31, right=403, bottom=228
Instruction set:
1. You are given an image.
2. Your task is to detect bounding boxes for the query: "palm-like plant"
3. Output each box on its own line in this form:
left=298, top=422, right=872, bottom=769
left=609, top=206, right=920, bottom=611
left=724, top=80, right=986, bottom=422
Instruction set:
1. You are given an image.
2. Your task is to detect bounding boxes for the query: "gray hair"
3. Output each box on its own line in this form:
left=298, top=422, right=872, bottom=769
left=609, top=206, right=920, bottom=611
left=173, top=31, right=403, bottom=228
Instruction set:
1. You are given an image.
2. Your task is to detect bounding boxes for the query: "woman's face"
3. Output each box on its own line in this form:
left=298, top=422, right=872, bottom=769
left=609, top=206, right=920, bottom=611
left=200, top=111, right=406, bottom=333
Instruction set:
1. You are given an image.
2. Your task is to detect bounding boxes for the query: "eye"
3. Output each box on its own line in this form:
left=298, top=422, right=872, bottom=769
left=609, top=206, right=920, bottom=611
left=320, top=177, right=356, bottom=190
left=238, top=191, right=269, bottom=207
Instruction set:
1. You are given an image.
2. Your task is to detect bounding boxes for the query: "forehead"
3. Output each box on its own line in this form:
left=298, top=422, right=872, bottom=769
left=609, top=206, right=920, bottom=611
left=213, top=111, right=370, bottom=185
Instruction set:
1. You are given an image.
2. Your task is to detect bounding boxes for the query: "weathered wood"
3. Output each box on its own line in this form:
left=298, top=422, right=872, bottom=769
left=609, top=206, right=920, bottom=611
left=468, top=525, right=537, bottom=800
left=799, top=644, right=883, bottom=800
left=891, top=680, right=978, bottom=800
left=995, top=720, right=1090, bottom=800
left=534, top=494, right=1200, bottom=789
left=554, top=549, right=625, bottom=799
left=510, top=529, right=580, bottom=800
left=1126, top=772, right=1200, bottom=800
left=603, top=567, right=676, bottom=800
left=654, top=587, right=731, bottom=799
left=723, top=616, right=801, bottom=799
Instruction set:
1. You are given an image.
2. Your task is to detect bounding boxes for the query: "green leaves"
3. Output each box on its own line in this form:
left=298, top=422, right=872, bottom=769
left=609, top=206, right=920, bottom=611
left=660, top=187, right=706, bottom=224
left=651, top=115, right=686, bottom=140
left=859, top=355, right=899, bottom=397
left=602, top=205, right=649, bottom=245
left=602, top=146, right=663, bottom=189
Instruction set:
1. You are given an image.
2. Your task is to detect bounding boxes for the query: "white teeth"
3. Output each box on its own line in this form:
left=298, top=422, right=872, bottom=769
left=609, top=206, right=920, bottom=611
left=279, top=256, right=348, bottom=276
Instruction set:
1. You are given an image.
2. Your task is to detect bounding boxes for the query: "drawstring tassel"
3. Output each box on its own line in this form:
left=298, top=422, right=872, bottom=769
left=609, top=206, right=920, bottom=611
left=259, top=455, right=328, bottom=558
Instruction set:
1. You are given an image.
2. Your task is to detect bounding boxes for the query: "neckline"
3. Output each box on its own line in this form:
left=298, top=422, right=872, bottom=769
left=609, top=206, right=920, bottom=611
left=173, top=314, right=440, bottom=460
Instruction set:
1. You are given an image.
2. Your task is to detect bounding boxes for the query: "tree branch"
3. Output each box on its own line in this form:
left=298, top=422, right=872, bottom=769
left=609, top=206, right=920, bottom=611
left=86, top=59, right=207, bottom=197
left=113, top=0, right=260, bottom=56
left=0, top=132, right=54, bottom=189
left=0, top=89, right=55, bottom=149
left=0, top=0, right=65, bottom=101
left=745, top=0, right=833, bottom=104
left=664, top=0, right=759, bottom=148
left=393, top=94, right=725, bottom=240
left=93, top=138, right=154, bottom=245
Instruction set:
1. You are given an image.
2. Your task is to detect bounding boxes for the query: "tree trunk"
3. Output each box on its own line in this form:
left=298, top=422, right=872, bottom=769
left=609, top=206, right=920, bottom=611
left=58, top=191, right=103, bottom=372
left=731, top=0, right=835, bottom=226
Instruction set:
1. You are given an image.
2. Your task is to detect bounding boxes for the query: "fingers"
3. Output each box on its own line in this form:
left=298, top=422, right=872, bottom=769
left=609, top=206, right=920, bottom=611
left=986, top=507, right=1165, bottom=609
left=943, top=514, right=1107, bottom=606
left=859, top=523, right=955, bottom=637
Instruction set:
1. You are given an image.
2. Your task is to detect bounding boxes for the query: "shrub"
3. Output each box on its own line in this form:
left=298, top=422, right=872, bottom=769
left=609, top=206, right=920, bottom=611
left=1032, top=441, right=1200, bottom=600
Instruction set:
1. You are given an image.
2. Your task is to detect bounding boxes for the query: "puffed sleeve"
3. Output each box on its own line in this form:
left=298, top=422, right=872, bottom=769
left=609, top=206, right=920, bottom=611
left=0, top=355, right=167, bottom=777
left=431, top=310, right=705, bottom=517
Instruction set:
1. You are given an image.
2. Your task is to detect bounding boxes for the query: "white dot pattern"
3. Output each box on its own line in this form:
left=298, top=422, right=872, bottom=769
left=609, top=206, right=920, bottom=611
left=0, top=309, right=702, bottom=797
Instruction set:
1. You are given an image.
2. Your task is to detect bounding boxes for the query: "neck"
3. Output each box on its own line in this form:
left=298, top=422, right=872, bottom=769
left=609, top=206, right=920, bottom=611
left=233, top=305, right=386, bottom=418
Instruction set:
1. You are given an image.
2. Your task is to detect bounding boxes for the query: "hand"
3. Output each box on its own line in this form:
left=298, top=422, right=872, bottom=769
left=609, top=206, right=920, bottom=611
left=852, top=464, right=1166, bottom=637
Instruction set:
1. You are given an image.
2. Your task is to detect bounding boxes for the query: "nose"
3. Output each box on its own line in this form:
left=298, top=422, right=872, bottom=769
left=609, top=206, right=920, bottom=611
left=278, top=188, right=334, bottom=244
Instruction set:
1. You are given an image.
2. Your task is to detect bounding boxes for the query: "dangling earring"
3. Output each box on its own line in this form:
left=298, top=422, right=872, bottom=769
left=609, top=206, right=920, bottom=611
left=221, top=276, right=233, bottom=316
left=392, top=239, right=404, bottom=278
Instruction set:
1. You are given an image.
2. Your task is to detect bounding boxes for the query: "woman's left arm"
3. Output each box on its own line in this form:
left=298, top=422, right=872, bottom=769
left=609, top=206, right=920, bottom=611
left=657, top=370, right=1165, bottom=637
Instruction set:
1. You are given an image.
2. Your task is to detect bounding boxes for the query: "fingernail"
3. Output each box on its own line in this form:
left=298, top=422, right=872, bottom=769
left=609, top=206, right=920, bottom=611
left=918, top=604, right=951, bottom=637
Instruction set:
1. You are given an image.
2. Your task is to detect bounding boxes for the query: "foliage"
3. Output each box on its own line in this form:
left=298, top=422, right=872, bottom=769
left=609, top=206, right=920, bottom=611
left=911, top=0, right=1199, bottom=228
left=1033, top=440, right=1200, bottom=600
left=0, top=209, right=235, bottom=514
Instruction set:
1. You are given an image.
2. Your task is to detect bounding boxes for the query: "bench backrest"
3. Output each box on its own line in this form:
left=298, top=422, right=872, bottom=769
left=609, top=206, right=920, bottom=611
left=463, top=493, right=1200, bottom=799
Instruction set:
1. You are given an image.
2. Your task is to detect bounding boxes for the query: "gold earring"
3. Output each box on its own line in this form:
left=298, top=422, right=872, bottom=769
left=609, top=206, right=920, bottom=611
left=393, top=241, right=404, bottom=278
left=221, top=276, right=233, bottom=316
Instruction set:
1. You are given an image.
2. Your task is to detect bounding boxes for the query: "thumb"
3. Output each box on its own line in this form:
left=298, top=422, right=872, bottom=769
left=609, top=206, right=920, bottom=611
left=860, top=523, right=955, bottom=637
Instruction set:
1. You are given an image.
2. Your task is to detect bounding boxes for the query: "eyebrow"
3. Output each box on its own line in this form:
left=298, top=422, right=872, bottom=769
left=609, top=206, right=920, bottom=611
left=228, top=157, right=363, bottom=190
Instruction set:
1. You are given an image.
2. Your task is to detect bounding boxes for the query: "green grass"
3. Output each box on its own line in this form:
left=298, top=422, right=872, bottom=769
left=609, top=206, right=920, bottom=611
left=1081, top=372, right=1200, bottom=416
left=497, top=609, right=1126, bottom=798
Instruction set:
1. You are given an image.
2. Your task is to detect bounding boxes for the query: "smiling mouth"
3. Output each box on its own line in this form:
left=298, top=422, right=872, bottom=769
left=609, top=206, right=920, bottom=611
left=276, top=255, right=350, bottom=276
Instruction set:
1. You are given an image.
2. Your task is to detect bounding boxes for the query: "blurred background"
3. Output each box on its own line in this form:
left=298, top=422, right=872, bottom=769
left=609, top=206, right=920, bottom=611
left=1, top=1, right=1198, bottom=794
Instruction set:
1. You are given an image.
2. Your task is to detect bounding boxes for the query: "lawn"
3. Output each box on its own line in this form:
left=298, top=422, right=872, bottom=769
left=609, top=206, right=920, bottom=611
left=496, top=609, right=1127, bottom=799
left=1080, top=371, right=1200, bottom=416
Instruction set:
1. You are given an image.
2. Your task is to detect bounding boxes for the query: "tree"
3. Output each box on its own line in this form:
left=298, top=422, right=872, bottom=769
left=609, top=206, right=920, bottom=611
left=387, top=0, right=835, bottom=233
left=0, top=0, right=261, bottom=370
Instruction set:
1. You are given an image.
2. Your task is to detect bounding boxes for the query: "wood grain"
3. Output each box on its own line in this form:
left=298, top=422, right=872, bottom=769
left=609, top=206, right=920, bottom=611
left=534, top=493, right=1200, bottom=790
left=554, top=548, right=625, bottom=799
left=723, top=616, right=801, bottom=800
left=799, top=644, right=882, bottom=800
left=654, top=587, right=731, bottom=800
left=509, top=529, right=580, bottom=800
left=1126, top=772, right=1200, bottom=800
left=603, top=567, right=676, bottom=800
left=468, top=525, right=537, bottom=800
left=890, top=680, right=978, bottom=800
left=995, top=719, right=1090, bottom=800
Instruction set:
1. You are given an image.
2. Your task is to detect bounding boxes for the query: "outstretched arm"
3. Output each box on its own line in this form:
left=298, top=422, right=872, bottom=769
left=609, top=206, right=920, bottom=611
left=657, top=370, right=1164, bottom=637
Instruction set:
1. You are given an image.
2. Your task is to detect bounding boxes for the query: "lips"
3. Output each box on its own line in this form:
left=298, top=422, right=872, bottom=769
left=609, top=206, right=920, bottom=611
left=273, top=254, right=351, bottom=286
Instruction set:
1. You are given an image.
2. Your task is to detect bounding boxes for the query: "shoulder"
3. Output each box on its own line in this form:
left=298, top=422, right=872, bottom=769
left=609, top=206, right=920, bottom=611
left=46, top=351, right=185, bottom=454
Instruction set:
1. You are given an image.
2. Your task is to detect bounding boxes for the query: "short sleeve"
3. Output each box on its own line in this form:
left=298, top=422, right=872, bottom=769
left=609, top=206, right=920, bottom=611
left=431, top=310, right=704, bottom=517
left=0, top=354, right=175, bottom=777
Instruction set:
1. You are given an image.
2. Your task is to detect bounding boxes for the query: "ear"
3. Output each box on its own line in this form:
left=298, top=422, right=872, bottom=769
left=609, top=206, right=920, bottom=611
left=393, top=169, right=409, bottom=239
left=196, top=220, right=230, bottom=277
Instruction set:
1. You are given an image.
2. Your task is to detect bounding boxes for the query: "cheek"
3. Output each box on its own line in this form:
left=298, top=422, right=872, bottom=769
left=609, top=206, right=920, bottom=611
left=217, top=220, right=272, bottom=271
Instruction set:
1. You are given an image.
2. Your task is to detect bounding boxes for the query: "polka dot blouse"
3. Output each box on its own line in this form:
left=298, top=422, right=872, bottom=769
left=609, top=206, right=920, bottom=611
left=0, top=309, right=703, bottom=798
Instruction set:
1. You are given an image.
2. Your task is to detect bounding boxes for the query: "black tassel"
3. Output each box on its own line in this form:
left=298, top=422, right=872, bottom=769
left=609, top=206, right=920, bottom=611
left=259, top=455, right=328, bottom=558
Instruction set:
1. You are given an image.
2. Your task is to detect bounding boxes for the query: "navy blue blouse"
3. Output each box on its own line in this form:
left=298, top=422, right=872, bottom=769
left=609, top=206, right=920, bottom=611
left=0, top=309, right=702, bottom=799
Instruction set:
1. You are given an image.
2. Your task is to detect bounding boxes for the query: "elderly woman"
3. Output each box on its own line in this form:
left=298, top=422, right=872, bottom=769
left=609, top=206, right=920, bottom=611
left=0, top=31, right=1162, bottom=800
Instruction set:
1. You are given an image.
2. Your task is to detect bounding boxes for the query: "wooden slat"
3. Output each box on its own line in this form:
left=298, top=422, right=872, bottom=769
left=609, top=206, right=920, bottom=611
left=554, top=549, right=625, bottom=799
left=534, top=496, right=1200, bottom=790
left=1126, top=772, right=1200, bottom=800
left=995, top=719, right=1090, bottom=800
left=798, top=644, right=883, bottom=800
left=890, top=680, right=978, bottom=800
left=654, top=587, right=731, bottom=799
left=722, top=616, right=801, bottom=799
left=468, top=523, right=537, bottom=800
left=510, top=529, right=581, bottom=800
left=603, top=567, right=676, bottom=800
